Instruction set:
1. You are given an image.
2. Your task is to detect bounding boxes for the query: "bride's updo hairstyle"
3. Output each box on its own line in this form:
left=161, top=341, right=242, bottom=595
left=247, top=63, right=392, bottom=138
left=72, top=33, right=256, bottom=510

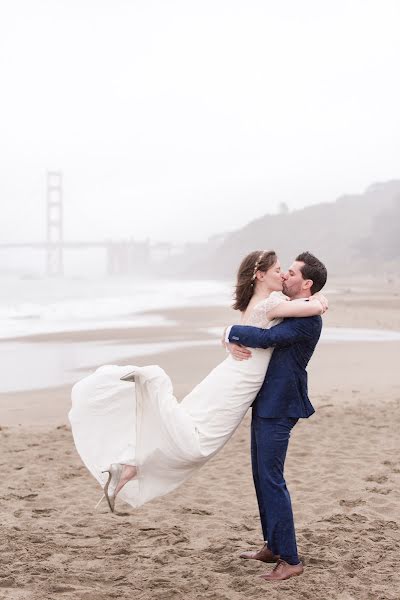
left=232, top=250, right=277, bottom=312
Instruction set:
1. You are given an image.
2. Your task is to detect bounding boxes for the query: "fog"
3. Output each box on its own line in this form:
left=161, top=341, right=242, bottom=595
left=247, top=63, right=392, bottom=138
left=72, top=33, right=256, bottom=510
left=1, top=0, right=399, bottom=258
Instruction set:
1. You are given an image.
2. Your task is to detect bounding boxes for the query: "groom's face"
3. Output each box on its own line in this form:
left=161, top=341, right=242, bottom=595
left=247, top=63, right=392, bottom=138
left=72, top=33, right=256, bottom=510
left=282, top=261, right=311, bottom=298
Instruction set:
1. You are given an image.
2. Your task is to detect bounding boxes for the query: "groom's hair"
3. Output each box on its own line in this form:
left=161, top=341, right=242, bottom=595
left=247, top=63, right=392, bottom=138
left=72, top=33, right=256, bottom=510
left=296, top=252, right=327, bottom=294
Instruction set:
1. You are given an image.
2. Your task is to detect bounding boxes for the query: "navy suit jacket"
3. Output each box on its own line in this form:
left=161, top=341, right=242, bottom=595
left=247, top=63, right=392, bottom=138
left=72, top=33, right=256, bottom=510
left=228, top=316, right=322, bottom=419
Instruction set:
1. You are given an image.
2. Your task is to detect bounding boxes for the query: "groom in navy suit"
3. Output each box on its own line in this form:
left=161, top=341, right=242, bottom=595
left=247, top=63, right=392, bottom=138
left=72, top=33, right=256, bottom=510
left=225, top=251, right=327, bottom=581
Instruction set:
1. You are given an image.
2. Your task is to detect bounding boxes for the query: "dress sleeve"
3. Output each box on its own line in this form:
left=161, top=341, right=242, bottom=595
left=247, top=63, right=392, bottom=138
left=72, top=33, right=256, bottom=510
left=262, top=292, right=288, bottom=320
left=245, top=292, right=287, bottom=328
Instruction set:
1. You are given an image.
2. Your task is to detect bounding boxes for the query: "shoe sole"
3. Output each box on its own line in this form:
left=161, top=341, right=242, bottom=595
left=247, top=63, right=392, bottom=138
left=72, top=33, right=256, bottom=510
left=240, top=553, right=279, bottom=563
left=260, top=571, right=303, bottom=582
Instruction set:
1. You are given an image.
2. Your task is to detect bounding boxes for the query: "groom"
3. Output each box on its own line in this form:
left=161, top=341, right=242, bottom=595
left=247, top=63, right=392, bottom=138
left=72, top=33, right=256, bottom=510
left=224, top=251, right=327, bottom=581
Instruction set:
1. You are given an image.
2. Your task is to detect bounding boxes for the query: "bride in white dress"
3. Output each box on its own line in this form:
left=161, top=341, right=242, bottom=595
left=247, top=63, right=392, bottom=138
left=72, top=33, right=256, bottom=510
left=69, top=250, right=326, bottom=512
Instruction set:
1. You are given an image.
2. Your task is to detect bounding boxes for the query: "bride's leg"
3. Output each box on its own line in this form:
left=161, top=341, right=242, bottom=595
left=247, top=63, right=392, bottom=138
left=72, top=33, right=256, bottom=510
left=114, top=464, right=137, bottom=496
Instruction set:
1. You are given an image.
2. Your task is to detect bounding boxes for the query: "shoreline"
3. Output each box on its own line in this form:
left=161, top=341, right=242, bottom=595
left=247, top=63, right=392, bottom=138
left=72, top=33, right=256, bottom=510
left=1, top=332, right=400, bottom=426
left=2, top=271, right=400, bottom=346
left=2, top=284, right=400, bottom=425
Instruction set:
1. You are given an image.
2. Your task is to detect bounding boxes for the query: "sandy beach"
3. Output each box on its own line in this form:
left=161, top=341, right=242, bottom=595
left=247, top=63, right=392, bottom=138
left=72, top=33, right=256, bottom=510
left=1, top=278, right=400, bottom=599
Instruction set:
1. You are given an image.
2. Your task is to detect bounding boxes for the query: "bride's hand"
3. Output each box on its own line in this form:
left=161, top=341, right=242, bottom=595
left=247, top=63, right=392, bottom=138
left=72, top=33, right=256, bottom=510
left=310, top=292, right=329, bottom=313
left=227, top=343, right=252, bottom=361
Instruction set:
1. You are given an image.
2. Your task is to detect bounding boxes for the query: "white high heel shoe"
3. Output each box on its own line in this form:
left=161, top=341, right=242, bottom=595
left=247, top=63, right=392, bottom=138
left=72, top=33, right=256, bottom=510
left=101, top=463, right=123, bottom=513
left=98, top=463, right=137, bottom=513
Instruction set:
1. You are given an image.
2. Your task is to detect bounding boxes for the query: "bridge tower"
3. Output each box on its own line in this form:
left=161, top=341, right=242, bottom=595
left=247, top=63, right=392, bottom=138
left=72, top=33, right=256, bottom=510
left=46, top=171, right=63, bottom=276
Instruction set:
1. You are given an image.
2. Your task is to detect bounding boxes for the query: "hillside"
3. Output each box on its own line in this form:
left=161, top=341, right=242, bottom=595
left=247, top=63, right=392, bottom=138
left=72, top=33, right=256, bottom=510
left=172, top=180, right=400, bottom=278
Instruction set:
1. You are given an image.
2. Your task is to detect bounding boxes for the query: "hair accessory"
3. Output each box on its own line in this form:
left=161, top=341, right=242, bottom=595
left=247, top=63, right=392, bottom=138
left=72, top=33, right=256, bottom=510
left=251, top=251, right=266, bottom=281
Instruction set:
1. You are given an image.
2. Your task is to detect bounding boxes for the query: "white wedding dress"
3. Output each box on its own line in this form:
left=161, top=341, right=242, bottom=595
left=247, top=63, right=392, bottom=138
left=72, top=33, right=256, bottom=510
left=69, top=292, right=284, bottom=508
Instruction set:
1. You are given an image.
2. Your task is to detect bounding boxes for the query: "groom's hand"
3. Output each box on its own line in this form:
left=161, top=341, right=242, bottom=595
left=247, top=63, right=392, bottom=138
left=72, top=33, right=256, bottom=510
left=310, top=292, right=329, bottom=313
left=227, top=343, right=252, bottom=361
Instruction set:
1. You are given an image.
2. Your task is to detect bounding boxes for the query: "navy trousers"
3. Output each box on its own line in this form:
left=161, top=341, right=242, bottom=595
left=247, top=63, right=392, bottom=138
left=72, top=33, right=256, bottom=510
left=251, top=414, right=299, bottom=565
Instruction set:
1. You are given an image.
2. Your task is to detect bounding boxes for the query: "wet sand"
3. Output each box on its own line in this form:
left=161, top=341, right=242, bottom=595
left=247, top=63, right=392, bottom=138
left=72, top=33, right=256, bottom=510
left=1, top=279, right=400, bottom=599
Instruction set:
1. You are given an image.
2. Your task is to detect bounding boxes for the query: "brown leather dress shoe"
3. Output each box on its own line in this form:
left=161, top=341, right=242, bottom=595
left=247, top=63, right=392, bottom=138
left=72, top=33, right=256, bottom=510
left=240, top=545, right=280, bottom=563
left=261, top=559, right=304, bottom=581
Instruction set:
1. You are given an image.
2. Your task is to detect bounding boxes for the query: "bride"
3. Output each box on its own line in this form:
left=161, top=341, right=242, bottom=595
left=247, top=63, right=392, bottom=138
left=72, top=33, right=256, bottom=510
left=69, top=250, right=326, bottom=512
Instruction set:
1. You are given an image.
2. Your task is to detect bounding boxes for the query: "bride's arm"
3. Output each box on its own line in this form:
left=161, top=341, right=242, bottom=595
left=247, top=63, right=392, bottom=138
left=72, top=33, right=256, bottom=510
left=267, top=294, right=328, bottom=320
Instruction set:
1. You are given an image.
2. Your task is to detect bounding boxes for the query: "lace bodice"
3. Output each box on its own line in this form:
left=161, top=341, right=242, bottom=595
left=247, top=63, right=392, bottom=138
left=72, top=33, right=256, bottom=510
left=242, top=291, right=286, bottom=328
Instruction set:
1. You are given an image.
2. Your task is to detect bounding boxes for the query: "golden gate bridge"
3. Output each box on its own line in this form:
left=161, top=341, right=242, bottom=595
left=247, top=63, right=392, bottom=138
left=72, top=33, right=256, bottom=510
left=0, top=172, right=170, bottom=276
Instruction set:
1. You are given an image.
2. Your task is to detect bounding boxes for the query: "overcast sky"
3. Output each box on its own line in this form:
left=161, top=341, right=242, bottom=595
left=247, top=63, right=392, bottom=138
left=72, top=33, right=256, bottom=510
left=1, top=0, right=399, bottom=244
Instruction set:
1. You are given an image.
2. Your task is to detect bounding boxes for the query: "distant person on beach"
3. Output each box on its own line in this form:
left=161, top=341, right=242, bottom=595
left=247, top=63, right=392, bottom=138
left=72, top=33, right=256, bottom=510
left=69, top=250, right=327, bottom=583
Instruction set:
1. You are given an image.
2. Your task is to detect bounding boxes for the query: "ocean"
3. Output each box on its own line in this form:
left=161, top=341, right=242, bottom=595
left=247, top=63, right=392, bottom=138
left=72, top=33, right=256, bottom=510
left=0, top=276, right=232, bottom=339
left=1, top=276, right=399, bottom=393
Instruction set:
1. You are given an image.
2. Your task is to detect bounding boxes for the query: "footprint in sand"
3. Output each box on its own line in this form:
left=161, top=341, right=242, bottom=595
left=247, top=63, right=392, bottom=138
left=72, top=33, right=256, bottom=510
left=365, top=474, right=388, bottom=484
left=320, top=513, right=367, bottom=524
left=367, top=487, right=392, bottom=495
left=32, top=508, right=56, bottom=517
left=28, top=535, right=46, bottom=544
left=48, top=585, right=77, bottom=593
left=181, top=507, right=212, bottom=516
left=17, top=493, right=38, bottom=501
left=306, top=556, right=336, bottom=567
left=61, top=472, right=82, bottom=480
left=0, top=577, right=16, bottom=588
left=110, top=547, right=131, bottom=555
left=382, top=460, right=400, bottom=474
left=339, top=499, right=366, bottom=508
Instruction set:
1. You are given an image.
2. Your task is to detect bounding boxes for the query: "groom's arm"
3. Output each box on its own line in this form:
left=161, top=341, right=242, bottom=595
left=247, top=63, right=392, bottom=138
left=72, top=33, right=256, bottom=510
left=228, top=317, right=320, bottom=350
